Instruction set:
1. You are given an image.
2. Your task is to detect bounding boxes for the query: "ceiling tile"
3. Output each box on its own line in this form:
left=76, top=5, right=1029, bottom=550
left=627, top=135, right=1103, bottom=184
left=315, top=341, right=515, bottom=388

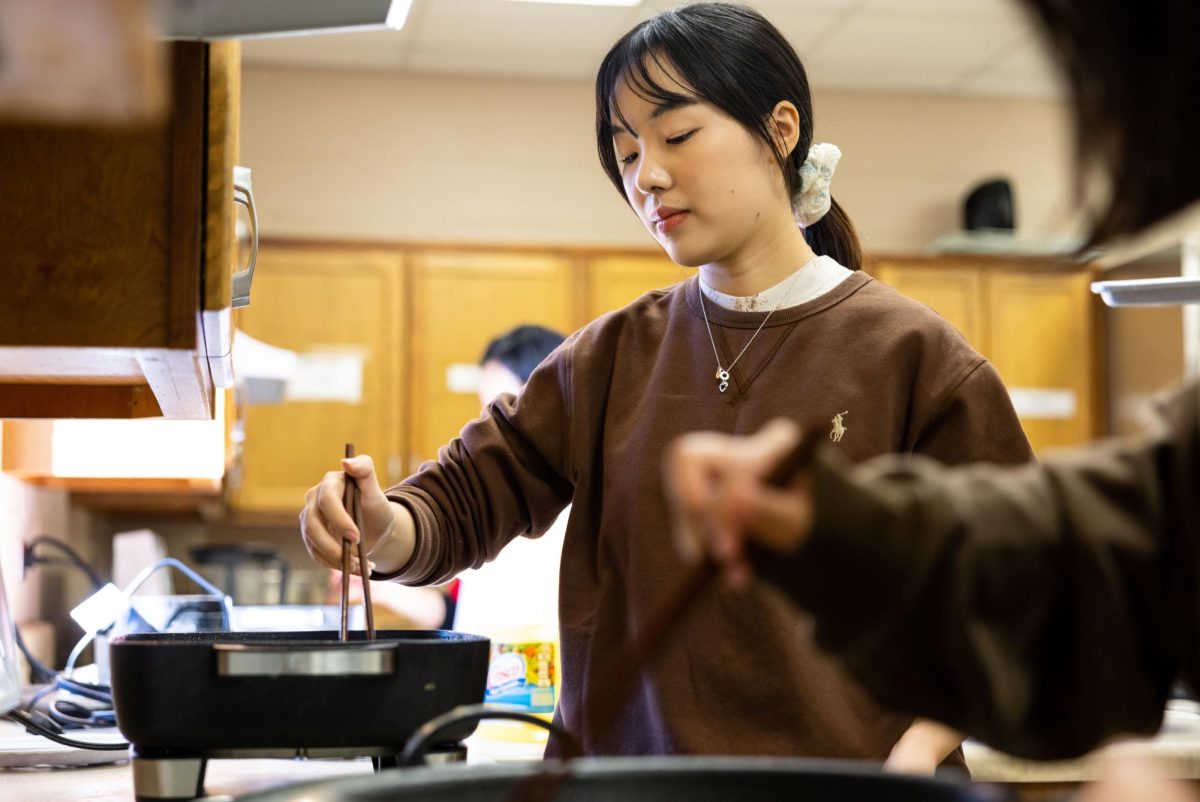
left=859, top=0, right=1028, bottom=22
left=417, top=0, right=635, bottom=53
left=979, top=35, right=1059, bottom=81
left=805, top=59, right=963, bottom=94
left=812, top=12, right=1022, bottom=69
left=960, top=35, right=1063, bottom=98
left=638, top=0, right=858, bottom=11
left=242, top=28, right=413, bottom=70
left=406, top=44, right=602, bottom=81
left=958, top=72, right=1063, bottom=99
left=239, top=0, right=1062, bottom=100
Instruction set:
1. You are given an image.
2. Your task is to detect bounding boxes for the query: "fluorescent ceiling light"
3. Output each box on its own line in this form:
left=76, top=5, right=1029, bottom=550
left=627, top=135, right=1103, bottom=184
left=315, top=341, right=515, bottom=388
left=499, top=0, right=642, bottom=7
left=158, top=0, right=413, bottom=40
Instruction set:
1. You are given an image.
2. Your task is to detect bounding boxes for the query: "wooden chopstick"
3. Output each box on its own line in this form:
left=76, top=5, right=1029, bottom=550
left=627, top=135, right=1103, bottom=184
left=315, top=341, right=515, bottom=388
left=502, top=428, right=824, bottom=801
left=352, top=471, right=376, bottom=640
left=583, top=426, right=823, bottom=749
left=340, top=442, right=376, bottom=642
left=340, top=443, right=355, bottom=642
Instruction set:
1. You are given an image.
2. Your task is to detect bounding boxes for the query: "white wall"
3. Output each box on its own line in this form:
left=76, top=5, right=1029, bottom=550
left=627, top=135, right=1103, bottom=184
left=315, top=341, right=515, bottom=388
left=241, top=67, right=1078, bottom=254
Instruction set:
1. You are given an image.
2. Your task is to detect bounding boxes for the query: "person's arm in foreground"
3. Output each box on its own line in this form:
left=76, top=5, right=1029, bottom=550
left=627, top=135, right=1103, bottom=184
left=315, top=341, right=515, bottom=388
left=665, top=393, right=1200, bottom=759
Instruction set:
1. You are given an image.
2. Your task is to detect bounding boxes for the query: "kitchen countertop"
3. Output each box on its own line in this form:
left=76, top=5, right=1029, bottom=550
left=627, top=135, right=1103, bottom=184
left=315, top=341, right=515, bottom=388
left=7, top=704, right=1200, bottom=800
left=0, top=719, right=547, bottom=802
left=965, top=701, right=1200, bottom=783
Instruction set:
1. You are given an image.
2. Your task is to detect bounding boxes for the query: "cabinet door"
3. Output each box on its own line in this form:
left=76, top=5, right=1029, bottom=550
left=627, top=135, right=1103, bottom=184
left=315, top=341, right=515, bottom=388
left=0, top=41, right=237, bottom=420
left=986, top=270, right=1100, bottom=453
left=408, top=251, right=575, bottom=470
left=234, top=249, right=403, bottom=512
left=587, top=255, right=694, bottom=321
left=871, top=262, right=987, bottom=353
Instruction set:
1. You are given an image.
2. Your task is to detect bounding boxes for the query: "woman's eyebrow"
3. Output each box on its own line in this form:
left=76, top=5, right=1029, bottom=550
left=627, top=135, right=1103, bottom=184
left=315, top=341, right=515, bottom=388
left=611, top=98, right=698, bottom=137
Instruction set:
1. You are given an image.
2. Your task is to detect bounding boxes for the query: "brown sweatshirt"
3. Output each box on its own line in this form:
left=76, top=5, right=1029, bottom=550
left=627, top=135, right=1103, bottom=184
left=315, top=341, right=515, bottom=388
left=380, top=270, right=1033, bottom=759
left=755, top=382, right=1200, bottom=761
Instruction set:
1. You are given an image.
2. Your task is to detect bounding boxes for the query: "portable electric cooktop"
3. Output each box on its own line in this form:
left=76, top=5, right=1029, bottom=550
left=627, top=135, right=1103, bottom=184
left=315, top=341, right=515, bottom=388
left=108, top=630, right=489, bottom=801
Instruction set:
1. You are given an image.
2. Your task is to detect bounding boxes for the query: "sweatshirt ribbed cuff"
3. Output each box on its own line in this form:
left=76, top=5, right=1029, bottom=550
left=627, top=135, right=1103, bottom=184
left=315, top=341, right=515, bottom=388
left=370, top=486, right=441, bottom=585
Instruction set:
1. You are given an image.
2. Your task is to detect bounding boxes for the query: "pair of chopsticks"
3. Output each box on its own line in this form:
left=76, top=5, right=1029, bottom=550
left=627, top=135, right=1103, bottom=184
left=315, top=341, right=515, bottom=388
left=340, top=443, right=376, bottom=642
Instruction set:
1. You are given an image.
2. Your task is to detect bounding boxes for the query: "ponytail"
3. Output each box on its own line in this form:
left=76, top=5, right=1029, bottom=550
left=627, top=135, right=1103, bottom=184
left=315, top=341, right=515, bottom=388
left=804, top=197, right=862, bottom=271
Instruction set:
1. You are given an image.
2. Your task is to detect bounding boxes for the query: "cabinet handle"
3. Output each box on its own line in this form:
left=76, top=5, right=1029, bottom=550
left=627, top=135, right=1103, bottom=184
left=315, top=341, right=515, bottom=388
left=232, top=165, right=259, bottom=309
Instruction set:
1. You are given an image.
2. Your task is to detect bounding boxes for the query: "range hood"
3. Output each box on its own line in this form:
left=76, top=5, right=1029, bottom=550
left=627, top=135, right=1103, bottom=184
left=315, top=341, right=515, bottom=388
left=155, top=0, right=412, bottom=40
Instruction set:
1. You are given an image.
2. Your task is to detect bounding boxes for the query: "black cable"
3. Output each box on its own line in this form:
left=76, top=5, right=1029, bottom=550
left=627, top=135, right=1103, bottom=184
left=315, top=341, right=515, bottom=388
left=24, top=536, right=104, bottom=590
left=13, top=625, right=56, bottom=684
left=5, top=710, right=129, bottom=751
left=55, top=676, right=113, bottom=704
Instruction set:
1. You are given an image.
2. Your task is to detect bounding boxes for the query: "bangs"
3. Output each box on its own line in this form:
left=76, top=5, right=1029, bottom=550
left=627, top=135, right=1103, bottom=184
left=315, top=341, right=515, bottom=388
left=600, top=36, right=696, bottom=135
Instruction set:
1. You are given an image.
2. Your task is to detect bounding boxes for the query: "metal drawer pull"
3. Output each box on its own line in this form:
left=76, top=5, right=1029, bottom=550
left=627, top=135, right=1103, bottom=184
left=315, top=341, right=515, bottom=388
left=231, top=165, right=259, bottom=308
left=215, top=646, right=394, bottom=677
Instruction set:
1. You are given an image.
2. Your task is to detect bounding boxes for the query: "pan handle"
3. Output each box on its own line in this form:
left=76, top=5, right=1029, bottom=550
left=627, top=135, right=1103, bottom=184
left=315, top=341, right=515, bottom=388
left=400, top=703, right=582, bottom=767
left=214, top=644, right=394, bottom=677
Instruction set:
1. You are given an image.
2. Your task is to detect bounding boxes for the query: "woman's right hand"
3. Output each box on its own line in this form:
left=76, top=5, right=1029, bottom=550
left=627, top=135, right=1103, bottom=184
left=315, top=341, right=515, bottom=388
left=664, top=419, right=815, bottom=586
left=300, top=455, right=408, bottom=575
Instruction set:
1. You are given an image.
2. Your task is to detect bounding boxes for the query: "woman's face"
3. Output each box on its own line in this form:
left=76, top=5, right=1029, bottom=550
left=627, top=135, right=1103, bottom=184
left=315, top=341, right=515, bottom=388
left=610, top=60, right=797, bottom=269
left=477, top=359, right=524, bottom=406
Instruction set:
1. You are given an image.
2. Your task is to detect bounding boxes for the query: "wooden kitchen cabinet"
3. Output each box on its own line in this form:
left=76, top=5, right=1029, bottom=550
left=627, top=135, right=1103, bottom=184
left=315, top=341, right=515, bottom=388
left=0, top=41, right=243, bottom=420
left=229, top=245, right=694, bottom=512
left=585, top=254, right=693, bottom=320
left=407, top=250, right=576, bottom=470
left=986, top=269, right=1100, bottom=451
left=232, top=249, right=404, bottom=513
left=870, top=263, right=986, bottom=350
left=871, top=257, right=1103, bottom=454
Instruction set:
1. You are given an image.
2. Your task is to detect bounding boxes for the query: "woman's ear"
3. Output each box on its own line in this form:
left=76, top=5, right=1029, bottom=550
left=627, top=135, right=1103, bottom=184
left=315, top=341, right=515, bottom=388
left=769, top=100, right=801, bottom=159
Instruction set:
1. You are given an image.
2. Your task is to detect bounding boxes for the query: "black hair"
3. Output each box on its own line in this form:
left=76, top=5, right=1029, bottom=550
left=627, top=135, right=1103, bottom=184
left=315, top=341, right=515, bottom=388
left=479, top=324, right=566, bottom=384
left=1017, top=0, right=1200, bottom=247
left=595, top=1, right=861, bottom=270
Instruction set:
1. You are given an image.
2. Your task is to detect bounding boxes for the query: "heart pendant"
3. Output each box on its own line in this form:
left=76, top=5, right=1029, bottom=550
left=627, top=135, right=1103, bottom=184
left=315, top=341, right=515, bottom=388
left=718, top=380, right=729, bottom=393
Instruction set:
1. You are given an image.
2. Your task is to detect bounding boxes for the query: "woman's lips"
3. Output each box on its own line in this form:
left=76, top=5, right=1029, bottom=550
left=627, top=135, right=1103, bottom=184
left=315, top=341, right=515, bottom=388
left=655, top=210, right=689, bottom=234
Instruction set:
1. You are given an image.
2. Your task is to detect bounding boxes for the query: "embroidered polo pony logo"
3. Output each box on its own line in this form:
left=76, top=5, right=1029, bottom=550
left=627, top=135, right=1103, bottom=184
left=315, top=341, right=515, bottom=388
left=830, top=411, right=849, bottom=443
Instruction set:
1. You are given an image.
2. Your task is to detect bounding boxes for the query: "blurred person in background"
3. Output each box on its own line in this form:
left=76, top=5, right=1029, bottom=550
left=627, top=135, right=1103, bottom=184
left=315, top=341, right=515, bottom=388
left=453, top=324, right=567, bottom=638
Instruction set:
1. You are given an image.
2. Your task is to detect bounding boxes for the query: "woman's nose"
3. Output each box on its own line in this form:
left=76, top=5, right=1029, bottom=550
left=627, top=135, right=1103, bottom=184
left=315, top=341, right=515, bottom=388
left=634, top=147, right=672, bottom=196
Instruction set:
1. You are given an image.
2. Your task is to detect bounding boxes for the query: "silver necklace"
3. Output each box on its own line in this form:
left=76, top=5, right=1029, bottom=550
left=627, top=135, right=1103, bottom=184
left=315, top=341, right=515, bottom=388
left=699, top=270, right=805, bottom=394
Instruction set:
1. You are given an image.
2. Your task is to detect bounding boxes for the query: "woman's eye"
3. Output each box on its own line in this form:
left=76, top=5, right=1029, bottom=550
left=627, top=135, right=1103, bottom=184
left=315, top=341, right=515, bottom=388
left=667, top=129, right=697, bottom=145
left=619, top=152, right=639, bottom=165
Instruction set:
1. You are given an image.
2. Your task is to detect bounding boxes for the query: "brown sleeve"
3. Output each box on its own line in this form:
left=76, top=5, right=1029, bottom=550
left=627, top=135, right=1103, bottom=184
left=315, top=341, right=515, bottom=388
left=374, top=342, right=575, bottom=586
left=912, top=359, right=1035, bottom=467
left=753, top=387, right=1199, bottom=759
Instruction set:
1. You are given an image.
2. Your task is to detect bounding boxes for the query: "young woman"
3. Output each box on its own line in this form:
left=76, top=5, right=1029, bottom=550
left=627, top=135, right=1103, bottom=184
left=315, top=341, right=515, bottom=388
left=664, top=0, right=1200, bottom=768
left=299, top=2, right=1031, bottom=766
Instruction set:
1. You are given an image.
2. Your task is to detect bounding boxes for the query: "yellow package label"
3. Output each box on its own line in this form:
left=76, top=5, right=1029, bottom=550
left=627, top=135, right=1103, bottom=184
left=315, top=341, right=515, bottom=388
left=485, top=640, right=557, bottom=713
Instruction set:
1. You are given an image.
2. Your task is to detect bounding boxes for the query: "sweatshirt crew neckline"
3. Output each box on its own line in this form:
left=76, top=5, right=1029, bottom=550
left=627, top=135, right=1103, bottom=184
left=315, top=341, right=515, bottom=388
left=685, top=269, right=872, bottom=329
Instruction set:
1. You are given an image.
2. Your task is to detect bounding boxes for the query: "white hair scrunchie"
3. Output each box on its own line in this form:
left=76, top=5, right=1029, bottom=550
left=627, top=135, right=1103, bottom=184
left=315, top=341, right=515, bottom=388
left=795, top=142, right=842, bottom=227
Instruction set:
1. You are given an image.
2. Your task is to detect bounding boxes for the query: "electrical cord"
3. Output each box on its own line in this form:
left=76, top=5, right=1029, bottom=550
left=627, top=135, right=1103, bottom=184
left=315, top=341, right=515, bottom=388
left=5, top=709, right=128, bottom=751
left=13, top=625, right=56, bottom=684
left=15, top=548, right=229, bottom=753
left=63, top=557, right=231, bottom=676
left=24, top=536, right=104, bottom=590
